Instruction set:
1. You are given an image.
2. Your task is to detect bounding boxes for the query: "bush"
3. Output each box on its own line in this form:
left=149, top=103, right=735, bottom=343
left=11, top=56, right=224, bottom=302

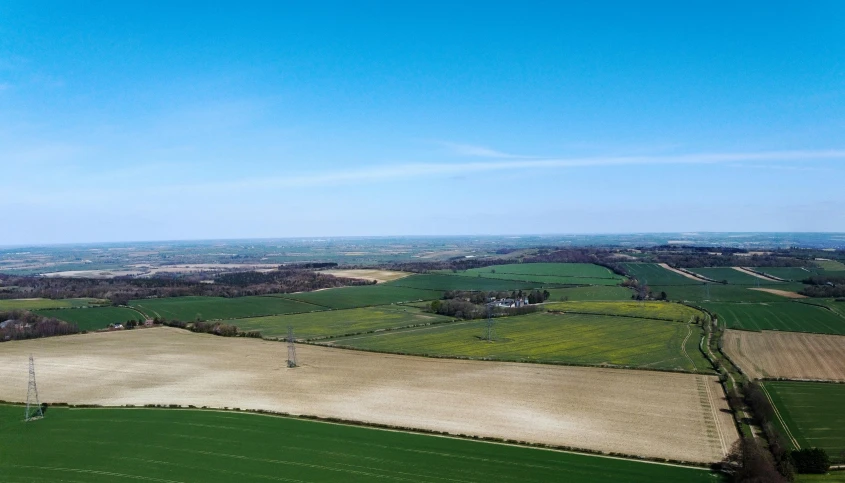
left=791, top=448, right=830, bottom=474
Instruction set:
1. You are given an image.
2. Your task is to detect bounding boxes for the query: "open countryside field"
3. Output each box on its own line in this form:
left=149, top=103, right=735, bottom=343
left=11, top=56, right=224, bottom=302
left=440, top=271, right=623, bottom=286
left=446, top=263, right=624, bottom=285
left=0, top=327, right=736, bottom=463
left=544, top=300, right=703, bottom=322
left=815, top=259, right=845, bottom=271
left=762, top=381, right=845, bottom=460
left=327, top=312, right=710, bottom=373
left=319, top=268, right=411, bottom=283
left=653, top=283, right=808, bottom=303
left=0, top=297, right=104, bottom=311
left=752, top=267, right=817, bottom=281
left=388, top=273, right=554, bottom=291
left=701, top=302, right=845, bottom=334
left=464, top=262, right=621, bottom=278
left=130, top=295, right=320, bottom=321
left=235, top=305, right=454, bottom=340
left=723, top=329, right=845, bottom=381
left=688, top=267, right=782, bottom=285
left=622, top=263, right=703, bottom=285
left=277, top=285, right=443, bottom=309
left=545, top=285, right=633, bottom=301
left=36, top=306, right=147, bottom=331
left=0, top=405, right=718, bottom=483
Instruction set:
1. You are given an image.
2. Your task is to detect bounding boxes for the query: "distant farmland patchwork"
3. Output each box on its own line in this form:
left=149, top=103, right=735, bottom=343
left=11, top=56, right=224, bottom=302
left=277, top=284, right=443, bottom=309
left=622, top=263, right=702, bottom=285
left=688, top=267, right=781, bottom=285
left=235, top=305, right=453, bottom=340
left=0, top=405, right=718, bottom=483
left=327, top=312, right=710, bottom=373
left=763, top=381, right=845, bottom=460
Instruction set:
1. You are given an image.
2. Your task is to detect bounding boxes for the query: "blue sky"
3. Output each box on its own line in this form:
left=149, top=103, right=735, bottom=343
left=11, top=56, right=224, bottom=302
left=1, top=1, right=844, bottom=244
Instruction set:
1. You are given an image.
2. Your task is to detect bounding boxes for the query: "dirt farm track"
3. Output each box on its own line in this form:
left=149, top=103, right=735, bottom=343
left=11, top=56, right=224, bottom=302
left=0, top=327, right=737, bottom=463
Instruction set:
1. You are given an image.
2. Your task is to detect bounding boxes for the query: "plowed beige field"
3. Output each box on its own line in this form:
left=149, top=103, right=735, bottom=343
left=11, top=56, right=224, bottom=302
left=0, top=328, right=737, bottom=463
left=748, top=287, right=807, bottom=299
left=321, top=269, right=410, bottom=283
left=724, top=329, right=845, bottom=381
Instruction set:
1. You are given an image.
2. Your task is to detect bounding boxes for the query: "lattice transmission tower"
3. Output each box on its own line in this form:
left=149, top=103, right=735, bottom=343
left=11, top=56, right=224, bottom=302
left=286, top=326, right=297, bottom=368
left=25, top=355, right=43, bottom=422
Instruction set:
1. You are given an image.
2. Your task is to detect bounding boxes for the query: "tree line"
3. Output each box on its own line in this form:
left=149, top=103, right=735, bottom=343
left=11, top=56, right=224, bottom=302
left=0, top=310, right=79, bottom=342
left=0, top=268, right=369, bottom=306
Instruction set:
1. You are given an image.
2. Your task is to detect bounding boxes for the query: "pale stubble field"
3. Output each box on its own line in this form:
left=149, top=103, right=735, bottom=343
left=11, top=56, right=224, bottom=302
left=0, top=327, right=737, bottom=463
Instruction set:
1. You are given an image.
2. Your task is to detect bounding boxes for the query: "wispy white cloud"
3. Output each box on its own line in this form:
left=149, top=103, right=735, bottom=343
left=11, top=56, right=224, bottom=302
left=438, top=141, right=535, bottom=158
left=168, top=148, right=845, bottom=192
left=727, top=163, right=836, bottom=172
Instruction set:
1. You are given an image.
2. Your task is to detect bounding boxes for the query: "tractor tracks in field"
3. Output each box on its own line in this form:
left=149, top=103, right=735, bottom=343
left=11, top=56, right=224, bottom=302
left=680, top=324, right=696, bottom=371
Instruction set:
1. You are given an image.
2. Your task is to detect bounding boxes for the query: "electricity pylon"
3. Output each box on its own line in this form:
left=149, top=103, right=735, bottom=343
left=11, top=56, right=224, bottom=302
left=25, top=355, right=43, bottom=421
left=286, top=326, right=297, bottom=368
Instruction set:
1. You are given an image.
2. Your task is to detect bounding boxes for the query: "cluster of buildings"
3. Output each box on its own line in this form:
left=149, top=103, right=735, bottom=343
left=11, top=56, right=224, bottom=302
left=488, top=296, right=531, bottom=309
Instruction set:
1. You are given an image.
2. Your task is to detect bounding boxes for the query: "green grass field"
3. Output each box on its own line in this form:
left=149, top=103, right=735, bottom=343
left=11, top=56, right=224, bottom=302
left=545, top=285, right=633, bottom=301
left=652, top=283, right=808, bottom=303
left=0, top=405, right=716, bottom=483
left=544, top=301, right=703, bottom=322
left=466, top=262, right=621, bottom=278
left=130, top=296, right=320, bottom=321
left=763, top=381, right=845, bottom=461
left=439, top=271, right=623, bottom=286
left=815, top=259, right=845, bottom=271
left=445, top=263, right=624, bottom=285
left=688, top=267, right=781, bottom=285
left=700, top=302, right=845, bottom=334
left=276, top=285, right=443, bottom=309
left=328, top=312, right=710, bottom=372
left=621, top=263, right=702, bottom=285
left=388, top=273, right=554, bottom=291
left=235, top=305, right=454, bottom=339
left=0, top=297, right=105, bottom=311
left=36, top=306, right=148, bottom=331
left=752, top=267, right=818, bottom=281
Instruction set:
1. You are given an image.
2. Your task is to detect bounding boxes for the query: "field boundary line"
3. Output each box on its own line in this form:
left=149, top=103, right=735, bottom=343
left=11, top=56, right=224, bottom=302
left=760, top=384, right=800, bottom=449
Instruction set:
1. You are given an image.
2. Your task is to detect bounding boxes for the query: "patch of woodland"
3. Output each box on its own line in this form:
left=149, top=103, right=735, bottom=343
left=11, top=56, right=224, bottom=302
left=0, top=269, right=369, bottom=306
left=0, top=310, right=79, bottom=342
left=383, top=248, right=630, bottom=276
left=799, top=275, right=845, bottom=297
left=160, top=319, right=261, bottom=338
